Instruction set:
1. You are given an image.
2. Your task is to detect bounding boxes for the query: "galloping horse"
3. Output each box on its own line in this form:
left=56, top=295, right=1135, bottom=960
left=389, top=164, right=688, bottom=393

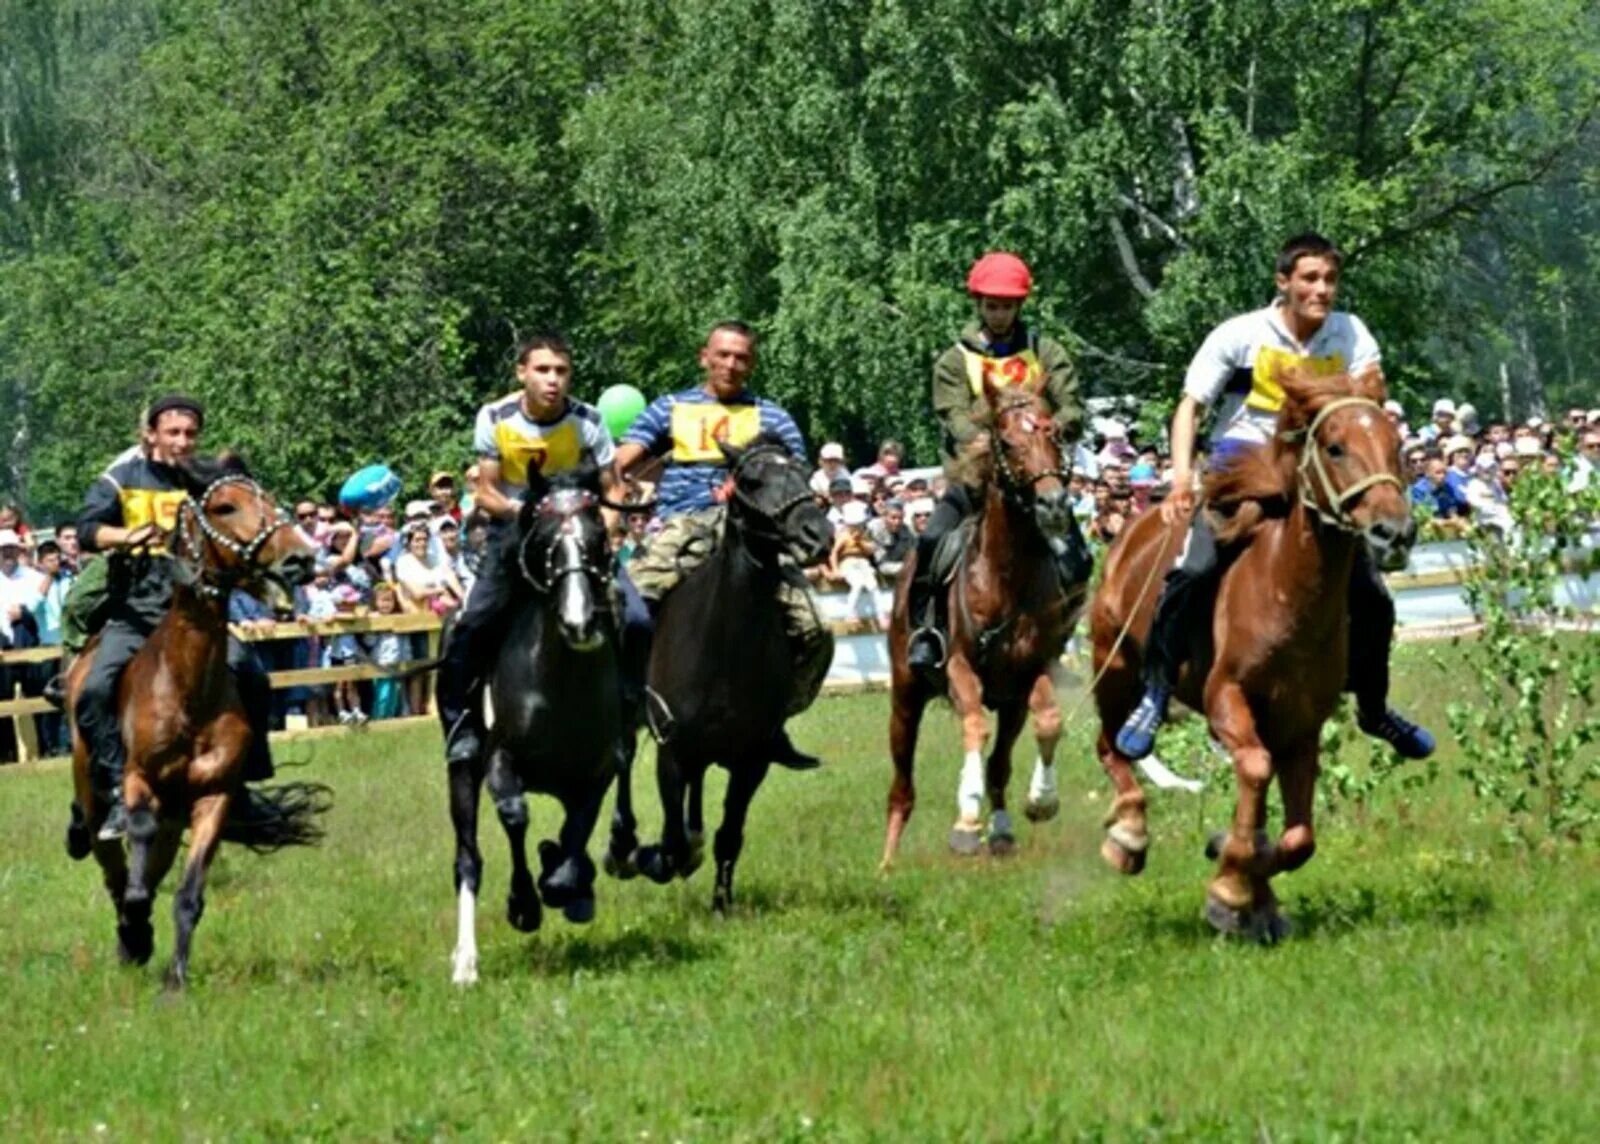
left=1090, top=367, right=1413, bottom=938
left=622, top=436, right=833, bottom=913
left=881, top=378, right=1085, bottom=867
left=66, top=457, right=326, bottom=988
left=449, top=465, right=622, bottom=986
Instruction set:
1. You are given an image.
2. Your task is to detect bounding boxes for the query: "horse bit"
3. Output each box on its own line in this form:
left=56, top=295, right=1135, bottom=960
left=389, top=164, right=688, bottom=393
left=175, top=474, right=293, bottom=598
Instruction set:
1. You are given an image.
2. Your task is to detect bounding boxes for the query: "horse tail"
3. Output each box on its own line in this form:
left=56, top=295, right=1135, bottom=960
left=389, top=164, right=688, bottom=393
left=222, top=781, right=333, bottom=852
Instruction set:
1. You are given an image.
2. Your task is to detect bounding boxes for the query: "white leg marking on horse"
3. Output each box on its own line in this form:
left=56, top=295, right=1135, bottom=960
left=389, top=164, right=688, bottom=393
left=1027, top=756, right=1057, bottom=804
left=957, top=749, right=984, bottom=821
left=451, top=883, right=479, bottom=986
left=1137, top=753, right=1205, bottom=793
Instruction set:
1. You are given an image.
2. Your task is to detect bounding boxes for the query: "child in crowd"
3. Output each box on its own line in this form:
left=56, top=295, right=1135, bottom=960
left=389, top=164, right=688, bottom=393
left=363, top=581, right=407, bottom=720
left=828, top=500, right=883, bottom=629
left=317, top=582, right=367, bottom=725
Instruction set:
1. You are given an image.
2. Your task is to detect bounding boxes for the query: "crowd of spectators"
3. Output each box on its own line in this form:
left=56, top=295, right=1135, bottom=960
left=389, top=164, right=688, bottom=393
left=2, top=402, right=1596, bottom=759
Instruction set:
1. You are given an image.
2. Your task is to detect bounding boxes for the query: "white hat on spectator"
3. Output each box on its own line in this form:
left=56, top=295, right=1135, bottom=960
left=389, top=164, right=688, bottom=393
left=1526, top=416, right=1546, bottom=429
left=840, top=501, right=869, bottom=526
left=908, top=497, right=935, bottom=517
left=1513, top=436, right=1543, bottom=458
left=819, top=442, right=846, bottom=462
left=850, top=475, right=874, bottom=496
left=1588, top=409, right=1600, bottom=424
left=404, top=499, right=434, bottom=521
left=1103, top=420, right=1128, bottom=439
left=1442, top=435, right=1474, bottom=457
left=1495, top=441, right=1514, bottom=459
left=0, top=529, right=19, bottom=548
left=1383, top=399, right=1404, bottom=417
left=1432, top=398, right=1457, bottom=417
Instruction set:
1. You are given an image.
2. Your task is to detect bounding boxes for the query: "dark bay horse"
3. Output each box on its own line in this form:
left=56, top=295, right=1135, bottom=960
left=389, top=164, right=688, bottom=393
left=449, top=466, right=622, bottom=985
left=1090, top=367, right=1412, bottom=939
left=66, top=458, right=325, bottom=989
left=622, top=436, right=832, bottom=913
left=881, top=378, right=1086, bottom=868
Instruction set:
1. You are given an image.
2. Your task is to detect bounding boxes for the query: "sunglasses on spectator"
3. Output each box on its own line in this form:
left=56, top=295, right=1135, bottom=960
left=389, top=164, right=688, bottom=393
left=1498, top=467, right=1519, bottom=477
left=295, top=508, right=317, bottom=521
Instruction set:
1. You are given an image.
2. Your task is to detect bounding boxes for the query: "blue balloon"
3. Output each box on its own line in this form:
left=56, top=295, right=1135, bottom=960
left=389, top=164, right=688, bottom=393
left=339, top=464, right=402, bottom=511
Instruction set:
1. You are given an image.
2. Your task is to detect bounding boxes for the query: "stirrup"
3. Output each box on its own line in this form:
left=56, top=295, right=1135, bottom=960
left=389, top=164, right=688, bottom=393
left=907, top=625, right=948, bottom=671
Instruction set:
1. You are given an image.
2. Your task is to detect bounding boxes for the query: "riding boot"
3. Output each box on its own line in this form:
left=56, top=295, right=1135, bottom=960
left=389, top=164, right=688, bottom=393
left=443, top=683, right=486, bottom=767
left=1113, top=568, right=1201, bottom=760
left=767, top=727, right=821, bottom=771
left=1051, top=518, right=1094, bottom=596
left=905, top=532, right=947, bottom=672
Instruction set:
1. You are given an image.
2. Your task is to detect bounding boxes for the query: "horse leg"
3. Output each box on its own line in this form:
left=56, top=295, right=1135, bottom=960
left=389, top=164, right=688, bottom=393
left=1241, top=740, right=1319, bottom=944
left=448, top=753, right=489, bottom=986
left=636, top=743, right=689, bottom=885
left=880, top=676, right=928, bottom=871
left=712, top=759, right=771, bottom=915
left=684, top=767, right=706, bottom=876
left=485, top=750, right=540, bottom=936
left=1023, top=671, right=1065, bottom=823
left=164, top=793, right=227, bottom=990
left=984, top=700, right=1027, bottom=856
left=1205, top=681, right=1275, bottom=938
left=946, top=654, right=990, bottom=856
left=603, top=726, right=641, bottom=879
left=119, top=780, right=162, bottom=967
left=542, top=787, right=604, bottom=925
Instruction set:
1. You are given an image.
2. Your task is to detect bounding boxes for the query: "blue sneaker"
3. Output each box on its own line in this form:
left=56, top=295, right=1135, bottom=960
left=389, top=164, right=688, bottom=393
left=1115, top=686, right=1171, bottom=760
left=1358, top=707, right=1435, bottom=760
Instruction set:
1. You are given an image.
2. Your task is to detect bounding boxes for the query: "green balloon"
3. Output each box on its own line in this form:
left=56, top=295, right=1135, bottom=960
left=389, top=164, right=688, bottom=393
left=597, top=384, right=648, bottom=439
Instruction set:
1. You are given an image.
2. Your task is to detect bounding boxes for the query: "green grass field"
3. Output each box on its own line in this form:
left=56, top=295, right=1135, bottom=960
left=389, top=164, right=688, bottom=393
left=3, top=646, right=1598, bottom=1140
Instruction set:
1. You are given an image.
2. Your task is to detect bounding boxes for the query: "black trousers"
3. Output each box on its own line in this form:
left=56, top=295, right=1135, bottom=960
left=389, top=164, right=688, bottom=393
left=1142, top=509, right=1395, bottom=717
left=75, top=615, right=275, bottom=795
left=908, top=486, right=973, bottom=627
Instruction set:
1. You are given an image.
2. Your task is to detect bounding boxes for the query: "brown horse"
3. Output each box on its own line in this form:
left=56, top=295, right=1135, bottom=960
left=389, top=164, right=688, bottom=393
left=67, top=457, right=326, bottom=988
left=882, top=378, right=1086, bottom=867
left=1089, top=367, right=1412, bottom=939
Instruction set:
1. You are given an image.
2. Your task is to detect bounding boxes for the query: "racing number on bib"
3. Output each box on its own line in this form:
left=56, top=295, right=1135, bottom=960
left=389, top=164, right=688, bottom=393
left=962, top=347, right=1044, bottom=398
left=670, top=403, right=762, bottom=463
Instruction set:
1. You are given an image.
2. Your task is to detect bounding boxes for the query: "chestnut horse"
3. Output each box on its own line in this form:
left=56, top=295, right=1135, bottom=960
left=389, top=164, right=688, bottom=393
left=66, top=458, right=326, bottom=988
left=1089, top=368, right=1412, bottom=939
left=881, top=378, right=1085, bottom=867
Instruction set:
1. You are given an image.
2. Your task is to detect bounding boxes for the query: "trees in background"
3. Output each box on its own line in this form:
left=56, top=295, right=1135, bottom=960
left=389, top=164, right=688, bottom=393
left=3, top=0, right=1597, bottom=517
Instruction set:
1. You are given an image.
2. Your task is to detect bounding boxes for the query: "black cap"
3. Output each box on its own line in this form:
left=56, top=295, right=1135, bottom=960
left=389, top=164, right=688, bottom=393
left=146, top=393, right=205, bottom=430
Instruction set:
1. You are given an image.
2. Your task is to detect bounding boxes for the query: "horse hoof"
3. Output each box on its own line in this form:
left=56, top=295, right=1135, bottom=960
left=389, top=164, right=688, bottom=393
left=451, top=954, right=479, bottom=987
left=163, top=966, right=188, bottom=993
left=118, top=923, right=153, bottom=967
left=1251, top=910, right=1292, bottom=945
left=603, top=847, right=640, bottom=880
left=562, top=896, right=596, bottom=925
left=948, top=826, right=984, bottom=856
left=635, top=846, right=675, bottom=886
left=987, top=832, right=1018, bottom=857
left=65, top=819, right=92, bottom=862
left=1100, top=835, right=1147, bottom=875
left=683, top=832, right=706, bottom=878
left=507, top=893, right=542, bottom=934
left=1023, top=796, right=1060, bottom=823
left=1204, top=892, right=1247, bottom=935
left=712, top=889, right=732, bottom=916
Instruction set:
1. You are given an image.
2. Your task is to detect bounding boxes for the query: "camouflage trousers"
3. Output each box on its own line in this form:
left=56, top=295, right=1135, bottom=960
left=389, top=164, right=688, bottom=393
left=61, top=555, right=111, bottom=658
left=629, top=507, right=833, bottom=717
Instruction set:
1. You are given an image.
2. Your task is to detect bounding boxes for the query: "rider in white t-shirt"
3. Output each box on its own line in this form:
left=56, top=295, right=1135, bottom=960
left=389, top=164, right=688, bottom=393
left=1114, top=232, right=1434, bottom=763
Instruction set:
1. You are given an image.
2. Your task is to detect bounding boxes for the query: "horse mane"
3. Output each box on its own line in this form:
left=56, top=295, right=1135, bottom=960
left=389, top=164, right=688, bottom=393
left=175, top=452, right=251, bottom=498
left=1203, top=367, right=1386, bottom=545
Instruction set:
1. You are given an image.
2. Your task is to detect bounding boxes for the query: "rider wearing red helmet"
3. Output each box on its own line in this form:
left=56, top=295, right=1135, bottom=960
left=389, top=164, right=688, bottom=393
left=906, top=252, right=1089, bottom=672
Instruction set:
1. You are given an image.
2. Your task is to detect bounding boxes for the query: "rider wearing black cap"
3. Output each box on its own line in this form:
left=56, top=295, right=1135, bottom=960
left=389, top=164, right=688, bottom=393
left=72, top=394, right=278, bottom=840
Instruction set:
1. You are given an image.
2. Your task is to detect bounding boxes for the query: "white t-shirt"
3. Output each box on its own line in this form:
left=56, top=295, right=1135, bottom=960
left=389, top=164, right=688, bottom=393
left=1184, top=305, right=1381, bottom=449
left=394, top=552, right=452, bottom=600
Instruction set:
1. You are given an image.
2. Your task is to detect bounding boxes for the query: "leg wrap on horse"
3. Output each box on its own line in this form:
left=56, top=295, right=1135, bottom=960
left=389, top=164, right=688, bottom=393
left=1346, top=546, right=1397, bottom=721
left=227, top=636, right=275, bottom=782
left=777, top=569, right=833, bottom=716
left=627, top=508, right=724, bottom=605
left=73, top=619, right=147, bottom=798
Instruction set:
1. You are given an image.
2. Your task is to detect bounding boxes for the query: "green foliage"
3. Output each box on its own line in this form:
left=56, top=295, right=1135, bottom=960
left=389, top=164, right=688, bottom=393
left=1446, top=474, right=1600, bottom=840
left=3, top=0, right=1599, bottom=517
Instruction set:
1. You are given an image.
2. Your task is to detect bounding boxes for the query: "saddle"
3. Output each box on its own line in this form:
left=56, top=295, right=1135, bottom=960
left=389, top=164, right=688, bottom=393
left=928, top=518, right=978, bottom=587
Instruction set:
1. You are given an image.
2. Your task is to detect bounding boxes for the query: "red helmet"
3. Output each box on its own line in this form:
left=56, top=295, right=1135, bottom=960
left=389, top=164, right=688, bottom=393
left=966, top=252, right=1033, bottom=299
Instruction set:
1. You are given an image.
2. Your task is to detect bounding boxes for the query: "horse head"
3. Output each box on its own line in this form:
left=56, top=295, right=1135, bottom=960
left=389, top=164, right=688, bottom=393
left=1276, top=365, right=1415, bottom=570
left=980, top=376, right=1075, bottom=545
left=718, top=434, right=832, bottom=568
left=515, top=463, right=611, bottom=652
left=172, top=455, right=315, bottom=603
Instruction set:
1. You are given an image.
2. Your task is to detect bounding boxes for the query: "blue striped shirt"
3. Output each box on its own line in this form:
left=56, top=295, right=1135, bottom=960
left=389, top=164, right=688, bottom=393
left=623, top=387, right=808, bottom=518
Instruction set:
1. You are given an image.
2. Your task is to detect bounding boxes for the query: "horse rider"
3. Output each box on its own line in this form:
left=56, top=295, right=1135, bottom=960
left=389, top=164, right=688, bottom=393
left=438, top=332, right=651, bottom=767
left=1114, top=232, right=1435, bottom=761
left=905, top=251, right=1091, bottom=673
left=612, top=319, right=829, bottom=771
left=73, top=394, right=280, bottom=840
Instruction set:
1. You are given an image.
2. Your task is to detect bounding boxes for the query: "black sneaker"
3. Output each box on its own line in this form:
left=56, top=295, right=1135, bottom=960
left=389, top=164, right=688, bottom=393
left=41, top=673, right=67, bottom=711
left=97, top=802, right=129, bottom=842
left=1358, top=707, right=1436, bottom=760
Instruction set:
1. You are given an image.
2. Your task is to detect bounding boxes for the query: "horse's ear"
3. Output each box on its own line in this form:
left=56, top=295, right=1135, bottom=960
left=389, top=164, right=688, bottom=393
left=1350, top=363, right=1387, bottom=404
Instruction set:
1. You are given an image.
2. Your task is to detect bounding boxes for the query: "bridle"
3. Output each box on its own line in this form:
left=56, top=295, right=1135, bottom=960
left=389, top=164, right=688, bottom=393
left=1281, top=396, right=1403, bottom=532
left=991, top=400, right=1073, bottom=506
left=174, top=474, right=293, bottom=598
left=517, top=487, right=612, bottom=603
left=726, top=443, right=816, bottom=549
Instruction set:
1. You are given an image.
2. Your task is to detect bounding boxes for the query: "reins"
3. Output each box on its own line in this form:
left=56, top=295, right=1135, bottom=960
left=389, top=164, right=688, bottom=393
left=1280, top=396, right=1402, bottom=532
left=516, top=488, right=613, bottom=602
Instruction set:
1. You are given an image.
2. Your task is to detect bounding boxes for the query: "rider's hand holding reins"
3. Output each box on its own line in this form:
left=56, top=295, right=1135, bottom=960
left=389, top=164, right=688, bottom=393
left=1160, top=482, right=1196, bottom=525
left=120, top=522, right=161, bottom=550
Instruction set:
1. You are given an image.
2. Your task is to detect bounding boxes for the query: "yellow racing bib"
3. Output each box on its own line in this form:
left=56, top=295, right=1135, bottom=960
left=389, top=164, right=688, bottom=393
left=961, top=345, right=1044, bottom=398
left=670, top=403, right=762, bottom=463
left=1247, top=346, right=1346, bottom=412
left=118, top=488, right=187, bottom=554
left=494, top=419, right=581, bottom=484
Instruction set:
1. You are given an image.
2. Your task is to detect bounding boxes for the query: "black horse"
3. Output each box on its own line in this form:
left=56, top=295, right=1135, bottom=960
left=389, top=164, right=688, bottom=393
left=448, top=465, right=621, bottom=985
left=614, top=436, right=832, bottom=913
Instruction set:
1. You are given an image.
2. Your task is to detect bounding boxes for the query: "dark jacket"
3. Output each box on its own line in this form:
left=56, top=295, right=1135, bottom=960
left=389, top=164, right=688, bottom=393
left=77, top=446, right=189, bottom=627
left=931, top=322, right=1083, bottom=472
